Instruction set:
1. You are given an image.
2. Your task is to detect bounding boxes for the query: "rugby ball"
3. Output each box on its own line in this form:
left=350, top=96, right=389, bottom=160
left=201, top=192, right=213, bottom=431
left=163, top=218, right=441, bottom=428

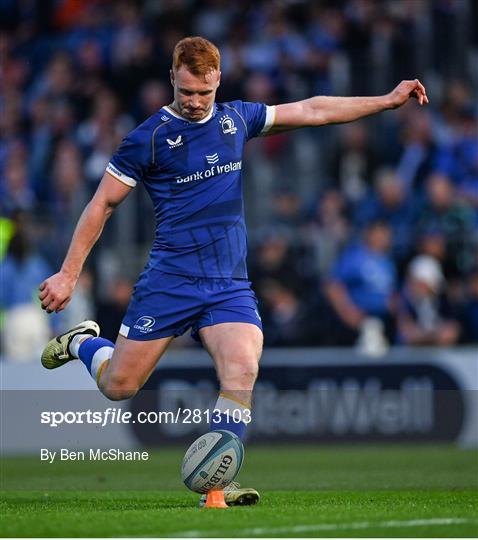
left=181, top=430, right=244, bottom=493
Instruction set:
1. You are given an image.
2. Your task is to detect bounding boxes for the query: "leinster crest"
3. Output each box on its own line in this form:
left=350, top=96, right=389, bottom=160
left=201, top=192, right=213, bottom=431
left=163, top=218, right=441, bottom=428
left=220, top=115, right=237, bottom=135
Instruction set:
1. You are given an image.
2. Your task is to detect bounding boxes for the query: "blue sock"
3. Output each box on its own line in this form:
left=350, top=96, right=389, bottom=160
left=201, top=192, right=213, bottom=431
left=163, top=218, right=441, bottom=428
left=210, top=393, right=250, bottom=441
left=78, top=337, right=114, bottom=381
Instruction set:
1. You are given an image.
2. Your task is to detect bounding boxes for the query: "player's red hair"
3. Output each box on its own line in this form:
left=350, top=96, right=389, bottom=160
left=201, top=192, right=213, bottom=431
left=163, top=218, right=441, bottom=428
left=172, top=37, right=220, bottom=76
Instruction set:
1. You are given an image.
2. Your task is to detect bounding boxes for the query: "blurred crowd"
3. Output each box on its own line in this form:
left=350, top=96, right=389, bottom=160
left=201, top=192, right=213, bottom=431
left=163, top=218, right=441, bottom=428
left=1, top=0, right=477, bottom=359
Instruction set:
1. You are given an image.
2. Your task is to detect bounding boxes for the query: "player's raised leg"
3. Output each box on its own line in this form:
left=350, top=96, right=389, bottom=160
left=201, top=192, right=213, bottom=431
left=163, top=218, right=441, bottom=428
left=199, top=321, right=262, bottom=505
left=41, top=322, right=173, bottom=400
left=95, top=333, right=173, bottom=400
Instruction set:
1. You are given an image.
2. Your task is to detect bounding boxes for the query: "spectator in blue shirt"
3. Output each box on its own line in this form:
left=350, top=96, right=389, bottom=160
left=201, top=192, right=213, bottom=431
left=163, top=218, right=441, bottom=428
left=323, top=221, right=397, bottom=345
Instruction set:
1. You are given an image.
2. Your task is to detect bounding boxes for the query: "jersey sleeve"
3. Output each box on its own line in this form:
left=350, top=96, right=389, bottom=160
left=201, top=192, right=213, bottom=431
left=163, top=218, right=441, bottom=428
left=106, top=128, right=151, bottom=187
left=233, top=101, right=276, bottom=140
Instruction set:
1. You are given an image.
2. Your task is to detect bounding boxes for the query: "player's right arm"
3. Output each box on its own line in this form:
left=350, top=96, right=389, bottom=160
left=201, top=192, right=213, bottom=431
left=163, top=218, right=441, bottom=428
left=266, top=79, right=428, bottom=134
left=38, top=172, right=132, bottom=313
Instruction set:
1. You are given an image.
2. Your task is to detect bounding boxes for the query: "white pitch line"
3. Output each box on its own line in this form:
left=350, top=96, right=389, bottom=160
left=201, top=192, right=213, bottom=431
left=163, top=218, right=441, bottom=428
left=166, top=517, right=475, bottom=538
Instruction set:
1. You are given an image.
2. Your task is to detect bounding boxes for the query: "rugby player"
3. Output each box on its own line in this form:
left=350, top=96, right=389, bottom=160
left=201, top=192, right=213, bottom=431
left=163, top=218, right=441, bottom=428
left=39, top=36, right=428, bottom=505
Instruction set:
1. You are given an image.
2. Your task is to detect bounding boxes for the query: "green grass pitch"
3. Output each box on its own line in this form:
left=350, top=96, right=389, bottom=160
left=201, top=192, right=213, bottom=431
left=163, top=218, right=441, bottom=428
left=1, top=445, right=477, bottom=537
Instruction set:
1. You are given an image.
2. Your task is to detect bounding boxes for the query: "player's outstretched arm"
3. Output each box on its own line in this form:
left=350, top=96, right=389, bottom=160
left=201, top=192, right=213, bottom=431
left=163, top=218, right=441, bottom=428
left=269, top=79, right=428, bottom=134
left=38, top=172, right=132, bottom=314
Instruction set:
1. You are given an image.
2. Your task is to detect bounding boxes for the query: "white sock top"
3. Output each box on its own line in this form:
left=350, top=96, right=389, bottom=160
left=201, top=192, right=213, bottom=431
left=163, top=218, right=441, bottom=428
left=214, top=395, right=251, bottom=424
left=69, top=334, right=93, bottom=358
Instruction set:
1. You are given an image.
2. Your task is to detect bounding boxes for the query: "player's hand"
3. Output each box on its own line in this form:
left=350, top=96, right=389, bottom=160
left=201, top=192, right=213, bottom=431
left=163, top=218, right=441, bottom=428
left=38, top=271, right=77, bottom=314
left=387, top=79, right=429, bottom=109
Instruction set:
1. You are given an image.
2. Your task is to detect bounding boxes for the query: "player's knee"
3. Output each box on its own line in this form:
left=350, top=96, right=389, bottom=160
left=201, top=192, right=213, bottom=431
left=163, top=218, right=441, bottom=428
left=225, top=354, right=259, bottom=387
left=244, top=361, right=259, bottom=386
left=241, top=356, right=259, bottom=381
left=100, top=376, right=138, bottom=401
left=103, top=385, right=138, bottom=401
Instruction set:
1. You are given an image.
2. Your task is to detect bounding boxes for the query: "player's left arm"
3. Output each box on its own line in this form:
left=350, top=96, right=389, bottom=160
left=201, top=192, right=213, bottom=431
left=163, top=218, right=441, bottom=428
left=267, top=79, right=428, bottom=135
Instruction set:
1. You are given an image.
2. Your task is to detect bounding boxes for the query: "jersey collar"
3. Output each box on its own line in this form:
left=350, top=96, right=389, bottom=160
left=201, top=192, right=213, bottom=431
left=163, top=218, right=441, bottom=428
left=162, top=104, right=215, bottom=124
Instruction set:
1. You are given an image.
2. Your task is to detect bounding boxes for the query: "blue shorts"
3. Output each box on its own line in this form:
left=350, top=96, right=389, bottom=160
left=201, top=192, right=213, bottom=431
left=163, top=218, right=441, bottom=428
left=120, top=268, right=262, bottom=341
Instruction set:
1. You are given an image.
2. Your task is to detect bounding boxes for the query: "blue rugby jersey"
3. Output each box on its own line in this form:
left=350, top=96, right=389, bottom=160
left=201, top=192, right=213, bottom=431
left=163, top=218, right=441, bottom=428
left=106, top=101, right=275, bottom=278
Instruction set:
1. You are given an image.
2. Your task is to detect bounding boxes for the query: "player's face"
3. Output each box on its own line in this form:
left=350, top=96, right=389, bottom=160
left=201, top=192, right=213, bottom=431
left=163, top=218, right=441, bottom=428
left=170, top=66, right=220, bottom=121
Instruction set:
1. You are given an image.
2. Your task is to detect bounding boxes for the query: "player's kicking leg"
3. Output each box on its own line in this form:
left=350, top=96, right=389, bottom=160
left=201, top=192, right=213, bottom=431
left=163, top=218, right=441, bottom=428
left=198, top=321, right=262, bottom=506
left=41, top=320, right=173, bottom=400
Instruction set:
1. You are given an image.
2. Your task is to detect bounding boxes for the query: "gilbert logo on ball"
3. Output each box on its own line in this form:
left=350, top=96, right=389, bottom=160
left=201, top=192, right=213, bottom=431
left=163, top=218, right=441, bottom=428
left=181, top=430, right=244, bottom=493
